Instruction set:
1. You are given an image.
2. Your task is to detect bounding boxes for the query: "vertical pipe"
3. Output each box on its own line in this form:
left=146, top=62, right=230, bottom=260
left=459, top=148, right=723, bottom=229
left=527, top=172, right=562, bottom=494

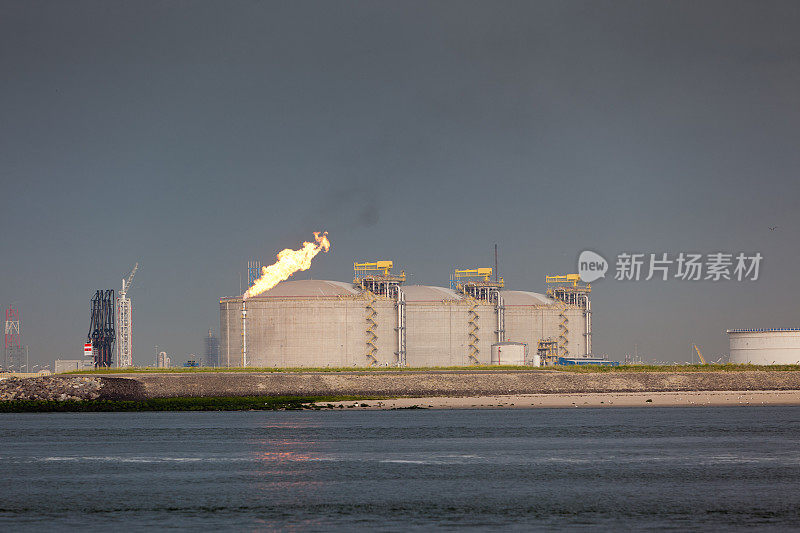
left=224, top=302, right=230, bottom=367
left=397, top=292, right=401, bottom=365
left=396, top=290, right=405, bottom=367
left=241, top=299, right=247, bottom=368
left=495, top=293, right=504, bottom=343
left=399, top=291, right=403, bottom=365
left=494, top=244, right=498, bottom=282
left=402, top=292, right=406, bottom=365
left=587, top=299, right=592, bottom=355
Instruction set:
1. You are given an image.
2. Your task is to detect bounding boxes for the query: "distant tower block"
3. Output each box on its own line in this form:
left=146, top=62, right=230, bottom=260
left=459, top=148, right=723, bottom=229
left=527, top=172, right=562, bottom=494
left=4, top=306, right=22, bottom=370
left=247, top=261, right=262, bottom=288
left=205, top=329, right=220, bottom=367
left=157, top=351, right=170, bottom=368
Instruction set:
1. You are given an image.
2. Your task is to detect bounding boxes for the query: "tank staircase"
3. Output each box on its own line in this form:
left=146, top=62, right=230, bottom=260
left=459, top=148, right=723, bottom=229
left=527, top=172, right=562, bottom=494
left=557, top=306, right=569, bottom=356
left=449, top=267, right=504, bottom=365
left=546, top=274, right=591, bottom=357
left=365, top=292, right=379, bottom=366
left=354, top=261, right=407, bottom=367
left=468, top=301, right=480, bottom=364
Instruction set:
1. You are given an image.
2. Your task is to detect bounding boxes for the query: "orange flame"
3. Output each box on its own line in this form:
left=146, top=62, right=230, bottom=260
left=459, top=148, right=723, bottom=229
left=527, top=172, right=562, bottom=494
left=243, top=232, right=331, bottom=299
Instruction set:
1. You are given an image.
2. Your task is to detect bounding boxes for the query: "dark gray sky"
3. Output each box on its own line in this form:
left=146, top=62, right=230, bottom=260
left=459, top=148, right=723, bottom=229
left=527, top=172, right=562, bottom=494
left=2, top=1, right=799, bottom=367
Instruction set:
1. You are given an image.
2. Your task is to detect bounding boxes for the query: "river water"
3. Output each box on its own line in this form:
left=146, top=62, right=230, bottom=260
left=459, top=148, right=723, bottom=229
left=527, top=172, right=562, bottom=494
left=2, top=406, right=800, bottom=531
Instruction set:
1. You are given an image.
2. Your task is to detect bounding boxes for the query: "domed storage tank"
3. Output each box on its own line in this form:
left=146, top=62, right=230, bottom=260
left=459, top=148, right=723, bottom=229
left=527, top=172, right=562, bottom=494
left=220, top=279, right=590, bottom=368
left=728, top=329, right=800, bottom=365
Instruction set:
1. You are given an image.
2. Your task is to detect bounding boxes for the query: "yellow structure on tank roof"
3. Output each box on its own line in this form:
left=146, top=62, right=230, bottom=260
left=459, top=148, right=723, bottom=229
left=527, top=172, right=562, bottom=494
left=353, top=261, right=405, bottom=283
left=354, top=261, right=394, bottom=276
left=454, top=268, right=494, bottom=281
left=545, top=274, right=591, bottom=291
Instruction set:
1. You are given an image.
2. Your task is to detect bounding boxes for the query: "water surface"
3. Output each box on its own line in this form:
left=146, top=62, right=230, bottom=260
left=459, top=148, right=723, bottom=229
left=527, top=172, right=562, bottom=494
left=2, top=406, right=800, bottom=530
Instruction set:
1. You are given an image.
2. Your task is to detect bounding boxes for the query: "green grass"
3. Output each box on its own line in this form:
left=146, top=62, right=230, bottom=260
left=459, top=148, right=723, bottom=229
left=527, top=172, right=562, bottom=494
left=0, top=395, right=374, bottom=413
left=65, top=363, right=800, bottom=375
left=66, top=366, right=472, bottom=374
left=66, top=365, right=551, bottom=374
left=547, top=363, right=800, bottom=373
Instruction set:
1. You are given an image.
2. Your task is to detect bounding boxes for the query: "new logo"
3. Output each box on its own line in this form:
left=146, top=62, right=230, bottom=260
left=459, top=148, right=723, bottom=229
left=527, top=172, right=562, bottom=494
left=578, top=251, right=608, bottom=283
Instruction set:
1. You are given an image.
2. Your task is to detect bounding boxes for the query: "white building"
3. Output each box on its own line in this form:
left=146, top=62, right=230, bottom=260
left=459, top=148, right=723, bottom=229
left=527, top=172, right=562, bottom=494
left=55, top=359, right=95, bottom=373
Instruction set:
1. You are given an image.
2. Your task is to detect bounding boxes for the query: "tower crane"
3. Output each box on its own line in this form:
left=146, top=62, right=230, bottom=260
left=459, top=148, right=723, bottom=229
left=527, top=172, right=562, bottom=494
left=121, top=263, right=138, bottom=298
left=116, top=263, right=138, bottom=368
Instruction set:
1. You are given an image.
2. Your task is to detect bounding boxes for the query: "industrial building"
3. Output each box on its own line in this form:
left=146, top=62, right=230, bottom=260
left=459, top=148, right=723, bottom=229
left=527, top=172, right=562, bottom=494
left=156, top=351, right=171, bottom=368
left=219, top=262, right=593, bottom=368
left=728, top=329, right=800, bottom=365
left=55, top=359, right=94, bottom=373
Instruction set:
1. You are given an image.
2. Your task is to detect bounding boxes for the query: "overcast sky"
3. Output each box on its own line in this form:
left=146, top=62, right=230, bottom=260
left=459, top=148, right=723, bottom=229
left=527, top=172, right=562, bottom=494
left=1, top=0, right=799, bottom=367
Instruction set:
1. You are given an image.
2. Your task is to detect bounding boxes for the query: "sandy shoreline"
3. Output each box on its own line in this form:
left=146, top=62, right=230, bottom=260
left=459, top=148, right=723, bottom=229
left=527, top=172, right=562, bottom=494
left=316, top=390, right=800, bottom=409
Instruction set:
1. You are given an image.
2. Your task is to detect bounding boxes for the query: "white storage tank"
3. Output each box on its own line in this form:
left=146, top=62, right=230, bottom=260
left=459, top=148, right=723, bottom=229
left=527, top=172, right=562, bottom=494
left=491, top=342, right=529, bottom=366
left=727, top=329, right=800, bottom=365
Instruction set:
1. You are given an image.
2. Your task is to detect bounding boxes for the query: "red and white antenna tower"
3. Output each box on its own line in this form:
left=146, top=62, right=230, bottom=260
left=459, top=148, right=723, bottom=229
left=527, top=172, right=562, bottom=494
left=4, top=306, right=22, bottom=370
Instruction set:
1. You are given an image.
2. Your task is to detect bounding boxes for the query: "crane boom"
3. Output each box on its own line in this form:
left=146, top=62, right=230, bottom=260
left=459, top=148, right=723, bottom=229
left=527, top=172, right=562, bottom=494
left=122, top=263, right=138, bottom=296
left=693, top=344, right=707, bottom=365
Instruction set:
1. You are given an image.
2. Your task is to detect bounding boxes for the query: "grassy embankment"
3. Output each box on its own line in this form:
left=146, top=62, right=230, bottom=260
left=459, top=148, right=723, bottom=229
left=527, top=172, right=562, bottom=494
left=0, top=395, right=375, bottom=413
left=535, top=364, right=800, bottom=373
left=66, top=364, right=800, bottom=375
